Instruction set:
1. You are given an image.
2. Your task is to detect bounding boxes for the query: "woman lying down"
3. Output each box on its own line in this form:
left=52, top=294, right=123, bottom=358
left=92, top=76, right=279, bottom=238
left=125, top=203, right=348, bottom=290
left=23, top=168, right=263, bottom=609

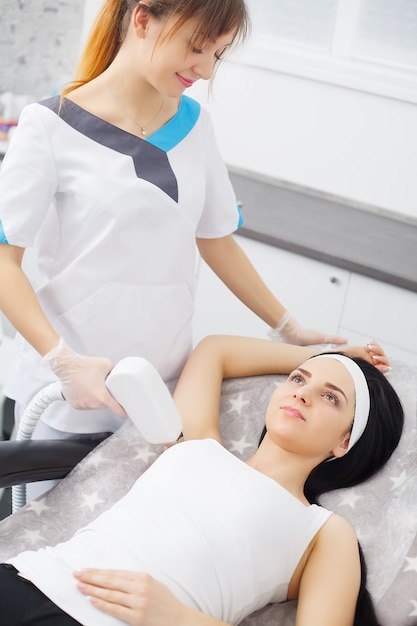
left=0, top=336, right=403, bottom=626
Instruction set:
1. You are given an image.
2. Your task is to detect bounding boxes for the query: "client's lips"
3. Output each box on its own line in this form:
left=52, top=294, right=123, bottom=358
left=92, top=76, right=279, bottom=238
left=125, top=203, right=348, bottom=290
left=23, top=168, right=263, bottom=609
left=281, top=406, right=305, bottom=421
left=176, top=73, right=194, bottom=88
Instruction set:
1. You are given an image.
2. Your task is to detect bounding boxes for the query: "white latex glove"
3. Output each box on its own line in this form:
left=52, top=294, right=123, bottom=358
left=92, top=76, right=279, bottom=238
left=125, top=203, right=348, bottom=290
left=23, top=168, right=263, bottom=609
left=268, top=311, right=347, bottom=346
left=41, top=337, right=126, bottom=415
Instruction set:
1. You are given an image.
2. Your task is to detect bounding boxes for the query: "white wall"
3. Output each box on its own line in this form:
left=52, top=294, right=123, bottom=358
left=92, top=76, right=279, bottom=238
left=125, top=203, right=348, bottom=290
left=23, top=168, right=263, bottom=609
left=80, top=0, right=105, bottom=50
left=190, top=61, right=417, bottom=222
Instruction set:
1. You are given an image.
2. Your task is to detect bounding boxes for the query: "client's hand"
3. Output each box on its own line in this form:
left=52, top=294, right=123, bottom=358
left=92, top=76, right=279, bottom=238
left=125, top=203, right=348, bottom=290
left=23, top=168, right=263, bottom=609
left=41, top=337, right=126, bottom=415
left=74, top=569, right=197, bottom=625
left=344, top=341, right=391, bottom=374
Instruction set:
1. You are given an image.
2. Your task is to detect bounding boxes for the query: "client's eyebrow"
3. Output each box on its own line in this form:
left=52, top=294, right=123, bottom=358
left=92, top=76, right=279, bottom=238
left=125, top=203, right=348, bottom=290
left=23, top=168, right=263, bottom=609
left=298, top=367, right=348, bottom=404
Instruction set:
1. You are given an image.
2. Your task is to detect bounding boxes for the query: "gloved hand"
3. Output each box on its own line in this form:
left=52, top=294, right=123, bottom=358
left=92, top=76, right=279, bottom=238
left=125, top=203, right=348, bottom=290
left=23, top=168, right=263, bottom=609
left=41, top=337, right=126, bottom=415
left=268, top=311, right=347, bottom=346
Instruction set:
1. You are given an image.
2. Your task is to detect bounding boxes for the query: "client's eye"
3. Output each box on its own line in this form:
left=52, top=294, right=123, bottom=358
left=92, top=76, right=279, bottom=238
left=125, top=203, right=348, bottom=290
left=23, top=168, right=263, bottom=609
left=323, top=392, right=339, bottom=405
left=289, top=372, right=304, bottom=385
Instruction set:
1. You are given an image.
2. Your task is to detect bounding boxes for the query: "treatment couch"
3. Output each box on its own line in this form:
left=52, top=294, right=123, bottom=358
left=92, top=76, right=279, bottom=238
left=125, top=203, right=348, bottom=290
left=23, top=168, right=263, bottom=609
left=0, top=358, right=416, bottom=625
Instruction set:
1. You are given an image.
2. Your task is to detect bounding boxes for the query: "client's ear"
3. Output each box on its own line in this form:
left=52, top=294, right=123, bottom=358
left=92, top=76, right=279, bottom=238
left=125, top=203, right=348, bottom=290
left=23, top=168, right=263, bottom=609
left=331, top=433, right=351, bottom=459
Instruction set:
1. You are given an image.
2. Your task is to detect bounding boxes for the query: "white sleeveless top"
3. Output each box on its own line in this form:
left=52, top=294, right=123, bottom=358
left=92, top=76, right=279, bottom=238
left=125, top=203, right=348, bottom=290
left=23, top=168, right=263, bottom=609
left=10, top=440, right=332, bottom=625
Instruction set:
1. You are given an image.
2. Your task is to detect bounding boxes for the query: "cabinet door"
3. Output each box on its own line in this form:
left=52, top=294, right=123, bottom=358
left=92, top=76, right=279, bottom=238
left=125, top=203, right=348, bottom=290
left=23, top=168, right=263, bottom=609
left=340, top=273, right=417, bottom=365
left=193, top=235, right=349, bottom=344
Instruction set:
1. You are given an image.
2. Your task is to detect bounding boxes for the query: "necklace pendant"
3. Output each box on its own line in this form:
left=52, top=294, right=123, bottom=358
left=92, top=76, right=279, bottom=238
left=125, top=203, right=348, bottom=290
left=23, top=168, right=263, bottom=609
left=141, top=127, right=147, bottom=136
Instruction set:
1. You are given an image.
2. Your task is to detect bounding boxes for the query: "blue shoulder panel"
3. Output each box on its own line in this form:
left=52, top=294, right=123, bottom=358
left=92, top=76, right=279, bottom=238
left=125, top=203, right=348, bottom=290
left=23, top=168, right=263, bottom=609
left=147, top=96, right=200, bottom=152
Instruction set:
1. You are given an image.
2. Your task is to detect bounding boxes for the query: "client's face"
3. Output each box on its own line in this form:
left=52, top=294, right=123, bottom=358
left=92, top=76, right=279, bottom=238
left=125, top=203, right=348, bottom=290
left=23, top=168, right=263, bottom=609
left=264, top=357, right=356, bottom=460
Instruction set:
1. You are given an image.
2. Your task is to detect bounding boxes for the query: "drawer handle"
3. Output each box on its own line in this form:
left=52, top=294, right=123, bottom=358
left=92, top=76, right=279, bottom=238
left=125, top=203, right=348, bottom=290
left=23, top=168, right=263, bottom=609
left=330, top=276, right=340, bottom=285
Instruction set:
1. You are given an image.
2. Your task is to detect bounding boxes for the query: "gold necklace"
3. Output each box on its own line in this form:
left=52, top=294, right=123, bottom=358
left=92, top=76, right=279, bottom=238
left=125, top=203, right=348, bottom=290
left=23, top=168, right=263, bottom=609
left=107, top=85, right=165, bottom=136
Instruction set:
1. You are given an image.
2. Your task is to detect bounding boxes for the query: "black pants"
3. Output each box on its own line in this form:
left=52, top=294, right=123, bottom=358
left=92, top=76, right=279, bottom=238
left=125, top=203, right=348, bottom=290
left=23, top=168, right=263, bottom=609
left=0, top=564, right=82, bottom=625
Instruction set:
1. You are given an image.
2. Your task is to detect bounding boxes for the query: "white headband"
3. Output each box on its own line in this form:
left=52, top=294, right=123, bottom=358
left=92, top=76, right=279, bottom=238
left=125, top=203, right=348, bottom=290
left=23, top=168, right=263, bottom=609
left=312, top=354, right=370, bottom=452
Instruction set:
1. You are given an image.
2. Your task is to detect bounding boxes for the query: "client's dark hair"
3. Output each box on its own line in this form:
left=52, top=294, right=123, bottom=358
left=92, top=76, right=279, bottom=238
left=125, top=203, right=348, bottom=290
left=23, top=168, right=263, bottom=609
left=304, top=356, right=404, bottom=503
left=309, top=356, right=403, bottom=626
left=258, top=355, right=404, bottom=626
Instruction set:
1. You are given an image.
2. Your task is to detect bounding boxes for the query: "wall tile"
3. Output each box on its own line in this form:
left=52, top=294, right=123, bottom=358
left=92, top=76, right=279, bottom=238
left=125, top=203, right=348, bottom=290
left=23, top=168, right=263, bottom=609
left=0, top=0, right=84, bottom=100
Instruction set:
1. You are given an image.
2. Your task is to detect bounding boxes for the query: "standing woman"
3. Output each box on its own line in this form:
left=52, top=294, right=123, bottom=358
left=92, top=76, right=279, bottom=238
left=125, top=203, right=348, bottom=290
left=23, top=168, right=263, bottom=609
left=0, top=1, right=345, bottom=460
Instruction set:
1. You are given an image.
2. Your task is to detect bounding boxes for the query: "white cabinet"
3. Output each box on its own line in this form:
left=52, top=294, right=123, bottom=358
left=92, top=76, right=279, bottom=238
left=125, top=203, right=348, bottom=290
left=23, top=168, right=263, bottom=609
left=193, top=234, right=349, bottom=341
left=339, top=274, right=417, bottom=365
left=193, top=235, right=417, bottom=366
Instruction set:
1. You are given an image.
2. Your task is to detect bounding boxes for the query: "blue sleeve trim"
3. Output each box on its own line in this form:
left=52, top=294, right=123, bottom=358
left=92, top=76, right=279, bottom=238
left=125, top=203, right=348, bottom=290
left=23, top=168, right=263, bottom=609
left=0, top=220, right=8, bottom=244
left=237, top=203, right=244, bottom=229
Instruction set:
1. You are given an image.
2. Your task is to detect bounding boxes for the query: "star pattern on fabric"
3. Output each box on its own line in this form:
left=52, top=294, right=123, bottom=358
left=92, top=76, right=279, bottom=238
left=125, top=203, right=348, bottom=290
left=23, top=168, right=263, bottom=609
left=20, top=528, right=46, bottom=545
left=390, top=469, right=408, bottom=490
left=229, top=436, right=253, bottom=456
left=133, top=446, right=159, bottom=464
left=85, top=449, right=108, bottom=468
left=27, top=499, right=50, bottom=516
left=338, top=488, right=363, bottom=509
left=80, top=490, right=104, bottom=511
left=409, top=599, right=417, bottom=617
left=404, top=555, right=417, bottom=574
left=227, top=393, right=250, bottom=415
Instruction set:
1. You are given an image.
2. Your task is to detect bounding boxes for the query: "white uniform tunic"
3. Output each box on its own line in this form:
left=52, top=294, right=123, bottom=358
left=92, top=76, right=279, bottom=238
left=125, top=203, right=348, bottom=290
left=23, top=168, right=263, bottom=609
left=9, top=440, right=333, bottom=626
left=0, top=96, right=240, bottom=432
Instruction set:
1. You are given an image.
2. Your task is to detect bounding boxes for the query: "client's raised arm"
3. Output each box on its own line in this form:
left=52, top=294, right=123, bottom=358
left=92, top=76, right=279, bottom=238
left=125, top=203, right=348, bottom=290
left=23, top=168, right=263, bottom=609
left=173, top=336, right=389, bottom=443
